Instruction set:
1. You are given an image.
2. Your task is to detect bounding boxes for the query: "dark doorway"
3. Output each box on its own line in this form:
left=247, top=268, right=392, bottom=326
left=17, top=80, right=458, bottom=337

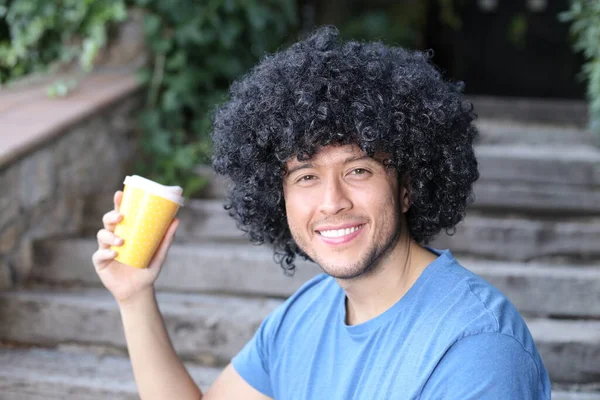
left=301, top=0, right=587, bottom=99
left=425, top=0, right=586, bottom=99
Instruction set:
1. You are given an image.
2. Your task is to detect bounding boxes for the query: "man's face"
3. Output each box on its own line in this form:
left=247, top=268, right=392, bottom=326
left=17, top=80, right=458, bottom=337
left=283, top=144, right=407, bottom=279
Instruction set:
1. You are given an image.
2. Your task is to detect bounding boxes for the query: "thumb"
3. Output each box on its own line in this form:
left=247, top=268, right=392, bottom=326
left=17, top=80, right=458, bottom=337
left=148, top=219, right=179, bottom=269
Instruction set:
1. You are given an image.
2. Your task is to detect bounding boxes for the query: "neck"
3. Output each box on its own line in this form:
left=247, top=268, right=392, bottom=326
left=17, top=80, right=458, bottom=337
left=337, top=229, right=438, bottom=326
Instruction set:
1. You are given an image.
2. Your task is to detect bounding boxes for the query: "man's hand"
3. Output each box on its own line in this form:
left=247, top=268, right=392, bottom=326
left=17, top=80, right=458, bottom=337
left=92, top=190, right=179, bottom=304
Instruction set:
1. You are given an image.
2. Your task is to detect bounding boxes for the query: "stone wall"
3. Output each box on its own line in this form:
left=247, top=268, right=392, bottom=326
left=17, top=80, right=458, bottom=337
left=0, top=93, right=142, bottom=288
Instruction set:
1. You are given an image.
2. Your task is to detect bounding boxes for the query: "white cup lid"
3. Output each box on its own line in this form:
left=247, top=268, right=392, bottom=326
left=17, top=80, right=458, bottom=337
left=123, top=175, right=185, bottom=206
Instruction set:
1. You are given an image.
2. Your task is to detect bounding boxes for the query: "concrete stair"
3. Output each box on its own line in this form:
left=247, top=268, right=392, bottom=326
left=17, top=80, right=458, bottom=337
left=0, top=288, right=272, bottom=366
left=30, top=239, right=600, bottom=318
left=0, top=347, right=220, bottom=399
left=473, top=143, right=600, bottom=214
left=554, top=393, right=600, bottom=400
left=0, top=287, right=599, bottom=387
left=10, top=241, right=600, bottom=383
left=474, top=118, right=597, bottom=146
left=3, top=117, right=600, bottom=398
left=0, top=347, right=597, bottom=400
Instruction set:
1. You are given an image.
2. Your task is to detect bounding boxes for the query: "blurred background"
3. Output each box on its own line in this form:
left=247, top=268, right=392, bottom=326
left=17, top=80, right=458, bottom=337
left=1, top=0, right=598, bottom=197
left=0, top=1, right=599, bottom=399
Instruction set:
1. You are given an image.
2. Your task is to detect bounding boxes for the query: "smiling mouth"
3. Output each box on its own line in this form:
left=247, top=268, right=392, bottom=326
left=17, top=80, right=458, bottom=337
left=316, top=224, right=365, bottom=238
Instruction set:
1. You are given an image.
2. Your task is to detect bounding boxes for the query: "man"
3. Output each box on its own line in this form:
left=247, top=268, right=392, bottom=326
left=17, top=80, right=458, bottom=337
left=93, top=26, right=551, bottom=399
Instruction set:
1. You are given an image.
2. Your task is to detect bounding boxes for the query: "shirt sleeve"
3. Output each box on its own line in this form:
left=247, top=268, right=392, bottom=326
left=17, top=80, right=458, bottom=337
left=231, top=307, right=282, bottom=398
left=420, top=332, right=550, bottom=400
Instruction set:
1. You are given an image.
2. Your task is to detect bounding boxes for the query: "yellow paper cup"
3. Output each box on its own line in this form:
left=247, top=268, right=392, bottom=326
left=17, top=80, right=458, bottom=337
left=111, top=175, right=184, bottom=269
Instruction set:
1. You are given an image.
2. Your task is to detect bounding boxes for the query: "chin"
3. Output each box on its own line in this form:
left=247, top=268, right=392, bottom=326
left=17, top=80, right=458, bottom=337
left=318, top=259, right=373, bottom=280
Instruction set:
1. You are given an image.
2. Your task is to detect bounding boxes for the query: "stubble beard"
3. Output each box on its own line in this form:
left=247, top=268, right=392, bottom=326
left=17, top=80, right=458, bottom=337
left=293, top=212, right=403, bottom=280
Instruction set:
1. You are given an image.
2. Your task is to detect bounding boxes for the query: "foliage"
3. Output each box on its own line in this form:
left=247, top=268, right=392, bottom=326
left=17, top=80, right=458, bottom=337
left=560, top=0, right=600, bottom=136
left=131, top=0, right=298, bottom=197
left=338, top=1, right=453, bottom=49
left=0, top=0, right=298, bottom=197
left=507, top=13, right=527, bottom=50
left=338, top=6, right=426, bottom=48
left=0, top=0, right=127, bottom=93
left=336, top=1, right=462, bottom=50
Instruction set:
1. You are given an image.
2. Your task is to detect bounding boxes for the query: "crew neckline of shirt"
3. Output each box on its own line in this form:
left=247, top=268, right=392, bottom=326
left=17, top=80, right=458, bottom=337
left=338, top=247, right=454, bottom=337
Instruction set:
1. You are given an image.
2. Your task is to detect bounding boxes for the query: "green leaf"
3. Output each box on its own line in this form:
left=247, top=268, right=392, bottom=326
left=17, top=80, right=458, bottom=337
left=80, top=38, right=100, bottom=71
left=219, top=20, right=242, bottom=49
left=139, top=109, right=162, bottom=131
left=150, top=36, right=172, bottom=53
left=136, top=67, right=153, bottom=84
left=246, top=1, right=267, bottom=30
left=162, top=89, right=181, bottom=112
left=150, top=129, right=172, bottom=154
left=166, top=50, right=187, bottom=70
left=223, top=0, right=237, bottom=13
left=2, top=0, right=299, bottom=195
left=143, top=13, right=161, bottom=36
left=183, top=175, right=209, bottom=198
left=173, top=145, right=196, bottom=169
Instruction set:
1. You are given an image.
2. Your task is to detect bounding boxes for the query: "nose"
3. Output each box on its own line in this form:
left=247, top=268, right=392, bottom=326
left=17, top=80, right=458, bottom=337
left=318, top=177, right=352, bottom=216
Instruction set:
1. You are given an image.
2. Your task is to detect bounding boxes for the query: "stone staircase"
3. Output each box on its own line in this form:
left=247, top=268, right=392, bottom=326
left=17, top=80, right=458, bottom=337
left=1, top=116, right=600, bottom=399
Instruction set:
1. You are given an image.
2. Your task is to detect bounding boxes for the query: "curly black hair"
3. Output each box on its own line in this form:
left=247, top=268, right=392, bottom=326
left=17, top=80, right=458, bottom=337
left=211, top=26, right=479, bottom=274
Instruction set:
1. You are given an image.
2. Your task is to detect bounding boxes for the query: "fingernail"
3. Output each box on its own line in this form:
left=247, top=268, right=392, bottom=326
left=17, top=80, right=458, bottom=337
left=114, top=238, right=123, bottom=245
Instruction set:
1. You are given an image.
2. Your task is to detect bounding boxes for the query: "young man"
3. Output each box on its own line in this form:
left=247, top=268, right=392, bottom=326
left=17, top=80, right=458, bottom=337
left=93, top=26, right=551, bottom=399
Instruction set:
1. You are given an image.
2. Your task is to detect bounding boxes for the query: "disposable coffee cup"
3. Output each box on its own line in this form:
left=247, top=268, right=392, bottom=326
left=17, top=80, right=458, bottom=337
left=111, top=175, right=184, bottom=269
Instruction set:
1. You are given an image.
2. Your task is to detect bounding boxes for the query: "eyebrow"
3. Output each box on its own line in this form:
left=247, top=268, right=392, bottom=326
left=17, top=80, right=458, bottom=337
left=286, top=162, right=313, bottom=176
left=286, top=155, right=374, bottom=176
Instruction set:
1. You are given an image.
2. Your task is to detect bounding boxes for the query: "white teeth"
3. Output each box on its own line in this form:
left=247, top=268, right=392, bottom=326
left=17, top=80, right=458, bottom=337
left=319, top=225, right=361, bottom=238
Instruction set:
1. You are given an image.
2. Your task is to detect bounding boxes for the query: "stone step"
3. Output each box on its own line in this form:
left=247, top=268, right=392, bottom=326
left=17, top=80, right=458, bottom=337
left=33, top=239, right=318, bottom=298
left=32, top=239, right=600, bottom=318
left=473, top=144, right=600, bottom=214
left=485, top=144, right=599, bottom=187
left=0, top=347, right=597, bottom=400
left=474, top=119, right=598, bottom=146
left=0, top=288, right=276, bottom=366
left=469, top=96, right=588, bottom=127
left=173, top=200, right=600, bottom=262
left=554, top=392, right=600, bottom=400
left=528, top=318, right=600, bottom=384
left=0, top=346, right=220, bottom=399
left=472, top=180, right=600, bottom=214
left=0, top=287, right=598, bottom=384
left=430, top=212, right=600, bottom=263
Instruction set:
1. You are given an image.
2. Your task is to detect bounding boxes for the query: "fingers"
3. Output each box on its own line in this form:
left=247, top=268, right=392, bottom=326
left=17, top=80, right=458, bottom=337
left=92, top=191, right=124, bottom=272
left=102, top=210, right=123, bottom=231
left=148, top=219, right=179, bottom=269
left=92, top=248, right=117, bottom=271
left=97, top=229, right=123, bottom=250
left=114, top=191, right=123, bottom=213
left=103, top=190, right=124, bottom=231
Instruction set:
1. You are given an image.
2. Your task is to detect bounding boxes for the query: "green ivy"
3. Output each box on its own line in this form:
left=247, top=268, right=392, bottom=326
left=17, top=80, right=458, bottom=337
left=0, top=0, right=127, bottom=89
left=131, top=0, right=298, bottom=197
left=337, top=1, right=460, bottom=49
left=1, top=0, right=297, bottom=197
left=560, top=0, right=600, bottom=138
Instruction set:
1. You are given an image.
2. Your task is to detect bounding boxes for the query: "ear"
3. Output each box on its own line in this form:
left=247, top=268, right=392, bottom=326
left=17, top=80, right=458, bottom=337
left=399, top=175, right=411, bottom=214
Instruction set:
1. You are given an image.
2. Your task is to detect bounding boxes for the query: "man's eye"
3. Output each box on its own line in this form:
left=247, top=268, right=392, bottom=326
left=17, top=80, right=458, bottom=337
left=351, top=168, right=368, bottom=175
left=298, top=175, right=316, bottom=182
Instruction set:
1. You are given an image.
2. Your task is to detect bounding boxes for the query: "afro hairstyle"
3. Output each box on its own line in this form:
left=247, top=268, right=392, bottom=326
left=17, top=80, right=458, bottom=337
left=211, top=26, right=479, bottom=274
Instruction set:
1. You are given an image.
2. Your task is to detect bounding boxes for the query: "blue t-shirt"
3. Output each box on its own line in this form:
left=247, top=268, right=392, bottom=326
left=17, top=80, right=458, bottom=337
left=232, top=249, right=551, bottom=399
